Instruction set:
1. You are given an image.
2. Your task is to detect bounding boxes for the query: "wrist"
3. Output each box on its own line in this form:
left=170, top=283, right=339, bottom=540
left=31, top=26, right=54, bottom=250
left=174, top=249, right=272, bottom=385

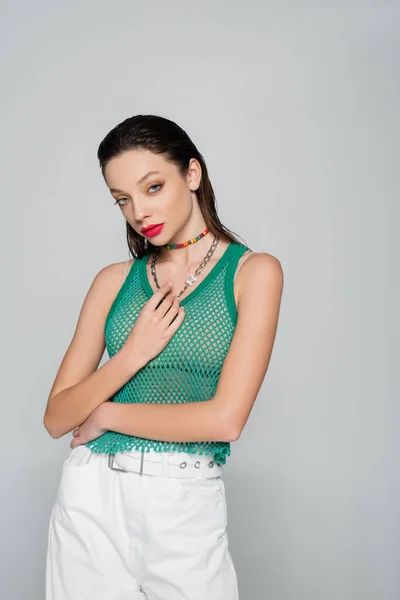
left=117, top=344, right=145, bottom=377
left=97, top=401, right=114, bottom=430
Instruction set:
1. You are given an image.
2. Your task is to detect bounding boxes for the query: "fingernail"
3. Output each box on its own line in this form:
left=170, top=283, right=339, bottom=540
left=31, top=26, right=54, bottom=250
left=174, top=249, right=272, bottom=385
left=168, top=281, right=173, bottom=286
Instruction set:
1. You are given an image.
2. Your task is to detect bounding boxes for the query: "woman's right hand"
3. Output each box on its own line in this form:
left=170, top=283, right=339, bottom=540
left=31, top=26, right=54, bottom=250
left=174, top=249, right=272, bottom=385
left=123, top=282, right=185, bottom=368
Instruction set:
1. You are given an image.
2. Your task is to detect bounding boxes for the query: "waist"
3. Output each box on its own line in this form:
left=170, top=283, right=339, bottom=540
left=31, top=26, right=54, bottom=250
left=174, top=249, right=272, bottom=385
left=86, top=432, right=230, bottom=465
left=108, top=447, right=223, bottom=478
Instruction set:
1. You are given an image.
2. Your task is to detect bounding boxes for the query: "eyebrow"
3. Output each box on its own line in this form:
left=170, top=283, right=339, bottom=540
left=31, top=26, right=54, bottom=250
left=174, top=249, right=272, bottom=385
left=109, top=170, right=162, bottom=194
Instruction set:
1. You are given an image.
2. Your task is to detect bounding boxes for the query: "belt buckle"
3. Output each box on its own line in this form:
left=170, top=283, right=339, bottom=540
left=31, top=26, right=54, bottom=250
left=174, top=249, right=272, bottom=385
left=108, top=450, right=145, bottom=475
left=108, top=450, right=146, bottom=475
left=108, top=453, right=129, bottom=472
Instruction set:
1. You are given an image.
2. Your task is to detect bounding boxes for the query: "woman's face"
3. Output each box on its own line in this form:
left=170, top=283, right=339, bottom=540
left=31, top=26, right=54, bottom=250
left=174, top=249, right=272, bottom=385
left=104, top=149, right=201, bottom=244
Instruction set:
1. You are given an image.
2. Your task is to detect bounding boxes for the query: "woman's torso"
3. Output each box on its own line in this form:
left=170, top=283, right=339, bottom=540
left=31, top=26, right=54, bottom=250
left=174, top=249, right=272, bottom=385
left=86, top=240, right=254, bottom=465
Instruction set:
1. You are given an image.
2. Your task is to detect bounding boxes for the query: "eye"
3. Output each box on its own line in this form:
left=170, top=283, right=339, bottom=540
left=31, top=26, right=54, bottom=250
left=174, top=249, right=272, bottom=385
left=114, top=197, right=129, bottom=206
left=114, top=184, right=163, bottom=207
left=147, top=183, right=163, bottom=194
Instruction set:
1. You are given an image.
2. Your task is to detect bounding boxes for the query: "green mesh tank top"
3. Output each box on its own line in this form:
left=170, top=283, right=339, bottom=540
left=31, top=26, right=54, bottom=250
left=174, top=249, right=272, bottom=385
left=86, top=241, right=250, bottom=464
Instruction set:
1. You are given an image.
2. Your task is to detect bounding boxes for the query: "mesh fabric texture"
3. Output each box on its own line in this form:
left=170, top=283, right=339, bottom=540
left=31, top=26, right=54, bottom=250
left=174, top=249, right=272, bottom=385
left=86, top=241, right=250, bottom=465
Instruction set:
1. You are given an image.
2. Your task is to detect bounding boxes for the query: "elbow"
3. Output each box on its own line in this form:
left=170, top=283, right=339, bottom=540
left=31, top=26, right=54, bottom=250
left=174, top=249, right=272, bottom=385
left=224, top=425, right=241, bottom=443
left=219, top=417, right=242, bottom=443
left=213, top=400, right=242, bottom=442
left=43, top=413, right=62, bottom=439
left=43, top=394, right=66, bottom=439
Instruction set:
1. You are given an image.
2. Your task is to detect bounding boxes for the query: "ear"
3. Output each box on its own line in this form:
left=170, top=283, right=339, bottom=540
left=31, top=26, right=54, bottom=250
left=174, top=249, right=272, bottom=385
left=187, top=158, right=202, bottom=191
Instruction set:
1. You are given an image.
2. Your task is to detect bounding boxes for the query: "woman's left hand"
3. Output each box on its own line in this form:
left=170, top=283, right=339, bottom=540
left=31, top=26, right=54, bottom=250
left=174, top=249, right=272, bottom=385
left=70, top=405, right=108, bottom=448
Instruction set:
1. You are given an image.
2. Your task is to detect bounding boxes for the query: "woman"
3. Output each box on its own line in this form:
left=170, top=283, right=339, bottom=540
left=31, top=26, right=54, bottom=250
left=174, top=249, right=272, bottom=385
left=44, top=114, right=284, bottom=599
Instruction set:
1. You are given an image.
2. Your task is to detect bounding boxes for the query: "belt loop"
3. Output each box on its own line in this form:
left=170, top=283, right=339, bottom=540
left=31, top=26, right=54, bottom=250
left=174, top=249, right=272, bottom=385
left=139, top=449, right=144, bottom=476
left=161, top=452, right=171, bottom=478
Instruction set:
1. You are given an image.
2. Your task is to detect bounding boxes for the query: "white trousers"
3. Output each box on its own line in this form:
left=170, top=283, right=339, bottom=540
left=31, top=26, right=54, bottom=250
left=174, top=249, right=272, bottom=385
left=45, top=445, right=239, bottom=599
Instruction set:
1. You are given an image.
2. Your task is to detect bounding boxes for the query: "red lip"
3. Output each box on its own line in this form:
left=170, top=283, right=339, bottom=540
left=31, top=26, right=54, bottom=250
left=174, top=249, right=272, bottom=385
left=141, top=223, right=163, bottom=233
left=141, top=223, right=164, bottom=237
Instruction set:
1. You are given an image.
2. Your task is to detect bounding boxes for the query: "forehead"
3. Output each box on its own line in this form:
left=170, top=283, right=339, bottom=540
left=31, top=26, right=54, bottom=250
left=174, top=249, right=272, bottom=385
left=104, top=149, right=174, bottom=187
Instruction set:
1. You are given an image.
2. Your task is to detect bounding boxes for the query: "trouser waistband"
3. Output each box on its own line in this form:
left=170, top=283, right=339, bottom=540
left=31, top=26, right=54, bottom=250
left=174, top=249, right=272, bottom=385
left=108, top=448, right=223, bottom=478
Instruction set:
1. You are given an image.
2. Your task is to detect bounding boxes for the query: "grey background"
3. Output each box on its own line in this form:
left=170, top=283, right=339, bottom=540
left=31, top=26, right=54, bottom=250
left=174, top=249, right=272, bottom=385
left=1, top=1, right=398, bottom=598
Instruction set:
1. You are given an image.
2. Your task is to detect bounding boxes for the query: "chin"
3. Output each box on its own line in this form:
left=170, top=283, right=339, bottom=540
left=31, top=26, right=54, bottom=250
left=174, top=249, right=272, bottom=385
left=146, top=240, right=164, bottom=252
left=147, top=239, right=164, bottom=247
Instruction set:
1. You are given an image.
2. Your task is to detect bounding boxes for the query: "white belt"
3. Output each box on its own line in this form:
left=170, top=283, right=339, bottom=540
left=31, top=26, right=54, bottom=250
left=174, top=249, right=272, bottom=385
left=108, top=448, right=223, bottom=479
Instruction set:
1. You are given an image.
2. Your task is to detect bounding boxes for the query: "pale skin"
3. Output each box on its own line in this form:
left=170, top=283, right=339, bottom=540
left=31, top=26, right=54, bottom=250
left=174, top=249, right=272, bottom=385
left=43, top=149, right=284, bottom=448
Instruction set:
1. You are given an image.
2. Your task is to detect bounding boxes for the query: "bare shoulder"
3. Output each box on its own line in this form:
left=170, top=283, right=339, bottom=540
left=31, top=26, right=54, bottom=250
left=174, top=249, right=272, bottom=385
left=96, top=257, right=135, bottom=279
left=235, top=251, right=284, bottom=309
left=93, top=258, right=135, bottom=303
left=239, top=251, right=283, bottom=277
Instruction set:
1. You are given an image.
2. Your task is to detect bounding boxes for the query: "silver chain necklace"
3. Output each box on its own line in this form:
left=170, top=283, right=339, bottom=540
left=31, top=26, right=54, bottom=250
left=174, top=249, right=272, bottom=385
left=150, top=235, right=220, bottom=300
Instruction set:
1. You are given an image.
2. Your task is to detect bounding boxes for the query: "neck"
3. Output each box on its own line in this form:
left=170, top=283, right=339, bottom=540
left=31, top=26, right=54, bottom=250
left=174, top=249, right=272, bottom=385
left=153, top=232, right=228, bottom=269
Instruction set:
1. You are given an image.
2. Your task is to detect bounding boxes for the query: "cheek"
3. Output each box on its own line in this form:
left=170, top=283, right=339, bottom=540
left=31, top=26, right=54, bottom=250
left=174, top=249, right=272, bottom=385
left=165, top=186, right=188, bottom=209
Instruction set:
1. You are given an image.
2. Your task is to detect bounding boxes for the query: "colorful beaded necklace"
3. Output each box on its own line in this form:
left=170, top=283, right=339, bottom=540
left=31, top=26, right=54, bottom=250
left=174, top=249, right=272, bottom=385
left=151, top=228, right=221, bottom=300
left=163, top=227, right=210, bottom=249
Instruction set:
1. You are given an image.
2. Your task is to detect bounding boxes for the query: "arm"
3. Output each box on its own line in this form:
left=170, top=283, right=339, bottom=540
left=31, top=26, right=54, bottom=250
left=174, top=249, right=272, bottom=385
left=90, top=253, right=284, bottom=444
left=43, top=261, right=140, bottom=439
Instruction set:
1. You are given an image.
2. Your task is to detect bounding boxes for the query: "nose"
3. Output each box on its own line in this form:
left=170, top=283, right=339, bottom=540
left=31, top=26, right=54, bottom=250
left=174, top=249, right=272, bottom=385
left=132, top=203, right=152, bottom=224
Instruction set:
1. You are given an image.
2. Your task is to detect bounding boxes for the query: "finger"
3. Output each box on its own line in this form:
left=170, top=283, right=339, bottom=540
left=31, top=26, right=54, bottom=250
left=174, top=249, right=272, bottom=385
left=166, top=306, right=185, bottom=331
left=161, top=296, right=180, bottom=326
left=156, top=290, right=177, bottom=317
left=158, top=291, right=178, bottom=318
left=146, top=282, right=174, bottom=311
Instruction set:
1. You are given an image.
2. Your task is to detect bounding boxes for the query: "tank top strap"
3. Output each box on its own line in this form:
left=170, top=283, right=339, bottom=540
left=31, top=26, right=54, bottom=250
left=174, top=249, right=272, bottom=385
left=224, top=243, right=252, bottom=323
left=233, top=248, right=253, bottom=283
left=227, top=243, right=252, bottom=275
left=121, top=259, right=131, bottom=285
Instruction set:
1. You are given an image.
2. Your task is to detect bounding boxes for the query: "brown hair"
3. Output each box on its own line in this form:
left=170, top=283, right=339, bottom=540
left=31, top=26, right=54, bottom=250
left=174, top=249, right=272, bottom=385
left=97, top=114, right=249, bottom=258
